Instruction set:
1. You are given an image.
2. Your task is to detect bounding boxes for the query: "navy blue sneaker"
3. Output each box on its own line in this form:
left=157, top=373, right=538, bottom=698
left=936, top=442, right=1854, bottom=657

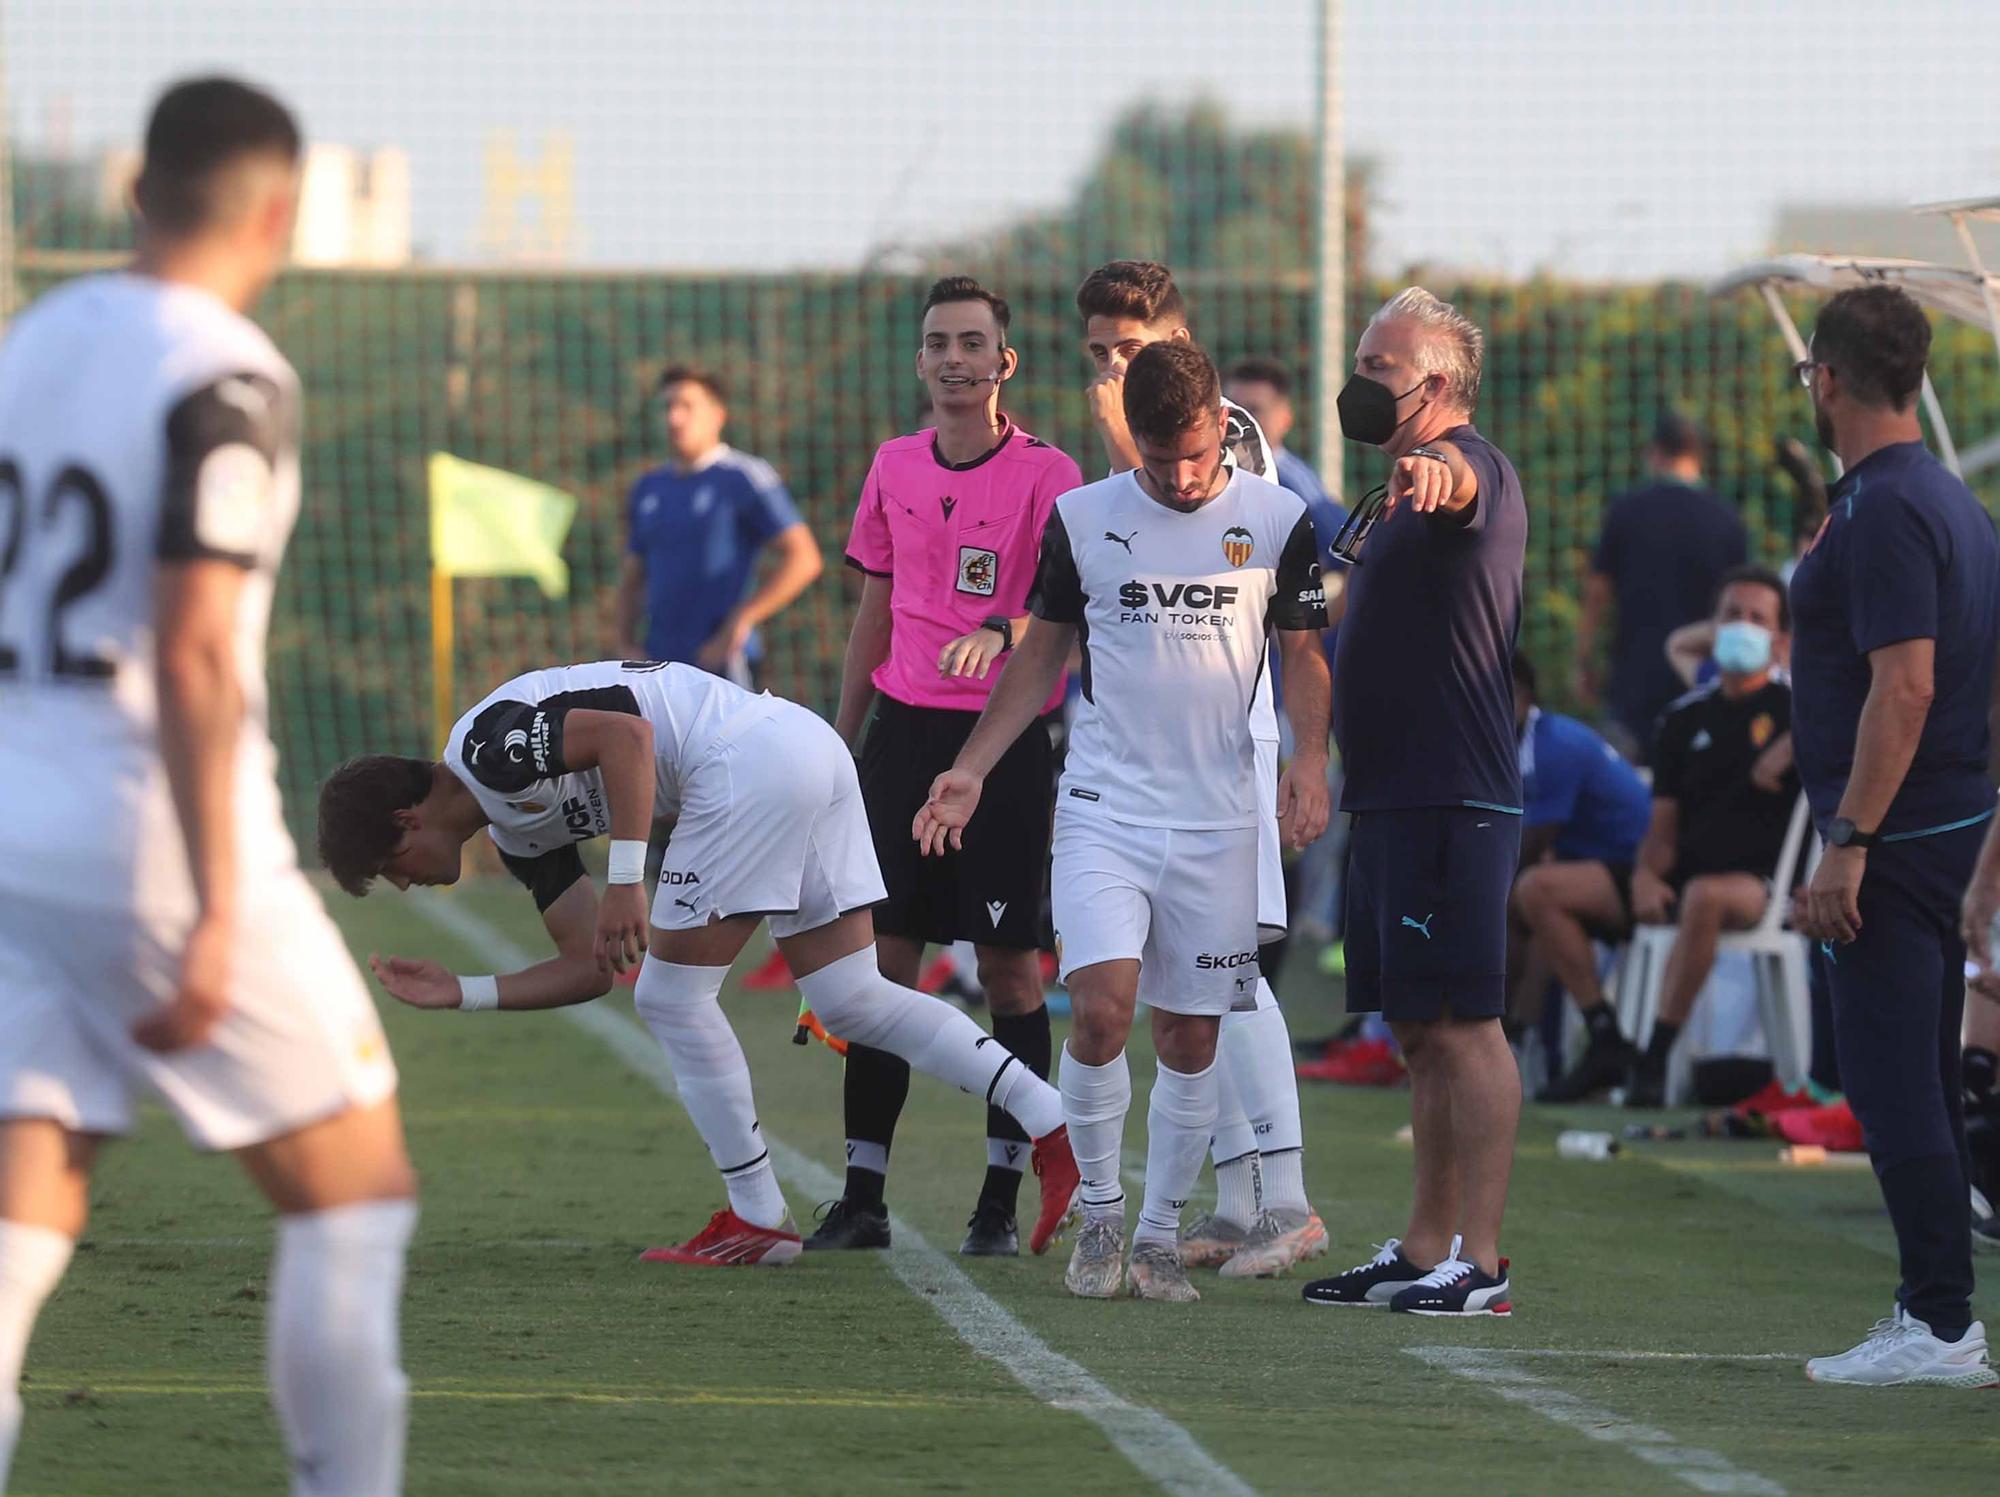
left=1389, top=1235, right=1512, bottom=1317
left=1301, top=1237, right=1426, bottom=1308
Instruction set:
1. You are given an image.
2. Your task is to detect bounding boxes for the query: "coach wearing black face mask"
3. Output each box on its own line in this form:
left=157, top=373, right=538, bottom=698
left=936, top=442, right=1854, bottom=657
left=1302, top=288, right=1529, bottom=1318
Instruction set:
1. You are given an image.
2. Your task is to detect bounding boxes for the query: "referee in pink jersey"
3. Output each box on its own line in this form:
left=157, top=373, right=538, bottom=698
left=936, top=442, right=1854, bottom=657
left=812, top=277, right=1083, bottom=1256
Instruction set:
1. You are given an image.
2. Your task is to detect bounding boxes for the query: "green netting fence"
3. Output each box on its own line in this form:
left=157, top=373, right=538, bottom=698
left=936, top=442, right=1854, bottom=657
left=18, top=255, right=2000, bottom=854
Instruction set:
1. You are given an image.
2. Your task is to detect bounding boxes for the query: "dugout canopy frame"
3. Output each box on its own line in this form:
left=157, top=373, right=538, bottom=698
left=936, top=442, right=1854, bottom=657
left=1710, top=237, right=2000, bottom=480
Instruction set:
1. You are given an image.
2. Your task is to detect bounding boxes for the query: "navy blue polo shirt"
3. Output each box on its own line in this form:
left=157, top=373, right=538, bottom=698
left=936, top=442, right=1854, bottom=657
left=1332, top=424, right=1528, bottom=813
left=1592, top=479, right=1746, bottom=745
left=1789, top=441, right=2000, bottom=839
left=626, top=445, right=803, bottom=666
left=1522, top=708, right=1653, bottom=865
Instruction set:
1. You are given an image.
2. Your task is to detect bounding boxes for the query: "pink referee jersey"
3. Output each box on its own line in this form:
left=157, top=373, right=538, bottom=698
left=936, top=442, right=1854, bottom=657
left=846, top=422, right=1081, bottom=713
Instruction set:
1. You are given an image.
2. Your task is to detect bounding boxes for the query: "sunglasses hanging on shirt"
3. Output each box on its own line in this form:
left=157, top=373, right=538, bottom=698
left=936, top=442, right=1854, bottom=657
left=1329, top=481, right=1390, bottom=564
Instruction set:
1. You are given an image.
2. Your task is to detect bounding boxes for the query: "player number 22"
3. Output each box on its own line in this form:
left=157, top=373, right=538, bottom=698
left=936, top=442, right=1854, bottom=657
left=0, top=457, right=117, bottom=681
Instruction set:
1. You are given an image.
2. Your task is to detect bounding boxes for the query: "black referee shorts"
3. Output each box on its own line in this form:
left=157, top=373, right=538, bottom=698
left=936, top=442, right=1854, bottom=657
left=859, top=695, right=1056, bottom=951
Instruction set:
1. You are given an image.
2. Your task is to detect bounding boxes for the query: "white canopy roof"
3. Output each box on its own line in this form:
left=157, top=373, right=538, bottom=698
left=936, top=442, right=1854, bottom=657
left=1912, top=195, right=2000, bottom=224
left=1708, top=254, right=2000, bottom=334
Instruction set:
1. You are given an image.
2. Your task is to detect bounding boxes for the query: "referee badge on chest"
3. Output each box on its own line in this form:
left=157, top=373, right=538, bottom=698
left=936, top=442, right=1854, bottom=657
left=957, top=545, right=998, bottom=596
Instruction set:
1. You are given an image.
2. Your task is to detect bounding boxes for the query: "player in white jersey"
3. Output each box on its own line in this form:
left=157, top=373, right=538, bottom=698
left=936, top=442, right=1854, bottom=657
left=0, top=80, right=414, bottom=1496
left=918, top=342, right=1330, bottom=1302
left=1073, top=260, right=1327, bottom=1277
left=316, top=660, right=1080, bottom=1265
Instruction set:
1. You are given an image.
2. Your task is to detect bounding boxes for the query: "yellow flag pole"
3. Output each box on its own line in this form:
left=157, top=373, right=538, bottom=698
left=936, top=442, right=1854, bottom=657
left=430, top=567, right=455, bottom=753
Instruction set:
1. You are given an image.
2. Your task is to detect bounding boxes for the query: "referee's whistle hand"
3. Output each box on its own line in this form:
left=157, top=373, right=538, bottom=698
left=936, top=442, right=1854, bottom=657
left=914, top=769, right=983, bottom=857
left=938, top=628, right=1004, bottom=680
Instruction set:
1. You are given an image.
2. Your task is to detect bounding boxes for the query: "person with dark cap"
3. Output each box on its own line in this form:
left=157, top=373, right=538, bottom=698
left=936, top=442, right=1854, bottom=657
left=1576, top=411, right=1747, bottom=761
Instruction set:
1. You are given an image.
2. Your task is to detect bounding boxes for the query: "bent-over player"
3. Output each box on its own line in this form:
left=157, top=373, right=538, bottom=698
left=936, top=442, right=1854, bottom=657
left=318, top=660, right=1078, bottom=1265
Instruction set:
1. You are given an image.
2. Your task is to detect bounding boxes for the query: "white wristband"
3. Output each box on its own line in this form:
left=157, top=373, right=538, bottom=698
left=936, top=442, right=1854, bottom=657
left=458, top=974, right=499, bottom=1011
left=607, top=839, right=647, bottom=885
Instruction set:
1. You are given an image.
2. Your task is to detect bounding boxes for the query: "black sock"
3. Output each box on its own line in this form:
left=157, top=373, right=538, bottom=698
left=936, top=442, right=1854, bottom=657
left=1645, top=1019, right=1681, bottom=1062
left=841, top=1043, right=909, bottom=1210
left=1583, top=1004, right=1622, bottom=1045
left=1878, top=1153, right=1975, bottom=1340
left=979, top=1005, right=1053, bottom=1213
left=1965, top=1047, right=1998, bottom=1117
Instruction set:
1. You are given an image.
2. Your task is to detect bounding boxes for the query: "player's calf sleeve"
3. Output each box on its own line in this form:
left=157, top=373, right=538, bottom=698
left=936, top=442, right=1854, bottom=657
left=0, top=1220, right=74, bottom=1488
left=634, top=962, right=787, bottom=1228
left=796, top=950, right=1063, bottom=1139
left=1058, top=1043, right=1131, bottom=1215
left=1136, top=1059, right=1219, bottom=1246
left=268, top=1199, right=416, bottom=1497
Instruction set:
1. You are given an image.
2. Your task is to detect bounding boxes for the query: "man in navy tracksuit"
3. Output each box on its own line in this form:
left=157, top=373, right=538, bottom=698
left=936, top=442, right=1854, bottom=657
left=1790, top=285, right=1999, bottom=1389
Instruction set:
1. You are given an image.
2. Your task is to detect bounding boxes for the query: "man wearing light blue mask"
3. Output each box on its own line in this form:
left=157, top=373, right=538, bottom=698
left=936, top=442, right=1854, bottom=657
left=1533, top=567, right=1800, bottom=1107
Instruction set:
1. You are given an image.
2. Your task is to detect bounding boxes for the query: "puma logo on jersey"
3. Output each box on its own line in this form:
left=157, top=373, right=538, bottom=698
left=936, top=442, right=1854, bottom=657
left=1105, top=529, right=1137, bottom=553
left=1401, top=913, right=1435, bottom=940
left=985, top=900, right=1007, bottom=926
left=214, top=376, right=270, bottom=417
left=468, top=738, right=487, bottom=763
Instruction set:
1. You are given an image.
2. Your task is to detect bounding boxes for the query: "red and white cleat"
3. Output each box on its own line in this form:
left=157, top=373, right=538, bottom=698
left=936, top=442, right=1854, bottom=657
left=740, top=950, right=795, bottom=992
left=639, top=1208, right=803, bottom=1267
left=1029, top=1125, right=1081, bottom=1256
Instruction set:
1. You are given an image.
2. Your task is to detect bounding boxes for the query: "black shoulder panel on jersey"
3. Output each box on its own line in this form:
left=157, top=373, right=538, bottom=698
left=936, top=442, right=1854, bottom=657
left=459, top=685, right=641, bottom=794
left=1271, top=511, right=1329, bottom=630
left=499, top=844, right=589, bottom=913
left=158, top=372, right=291, bottom=567
left=1028, top=506, right=1086, bottom=623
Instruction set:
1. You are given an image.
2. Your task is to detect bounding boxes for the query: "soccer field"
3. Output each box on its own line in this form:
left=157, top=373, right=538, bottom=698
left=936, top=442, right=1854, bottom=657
left=16, top=880, right=1996, bottom=1497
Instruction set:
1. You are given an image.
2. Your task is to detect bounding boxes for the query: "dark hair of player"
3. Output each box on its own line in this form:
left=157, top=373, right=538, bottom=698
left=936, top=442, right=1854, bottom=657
left=1812, top=285, right=1932, bottom=411
left=1714, top=563, right=1791, bottom=633
left=317, top=755, right=436, bottom=896
left=1225, top=356, right=1293, bottom=397
left=657, top=364, right=727, bottom=405
left=1512, top=651, right=1538, bottom=699
left=1122, top=340, right=1222, bottom=448
left=1075, top=260, right=1186, bottom=329
left=1648, top=408, right=1705, bottom=463
left=133, top=76, right=302, bottom=237
left=922, top=275, right=1011, bottom=343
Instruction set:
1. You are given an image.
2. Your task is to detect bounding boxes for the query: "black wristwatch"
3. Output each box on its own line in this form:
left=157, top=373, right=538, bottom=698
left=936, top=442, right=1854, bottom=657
left=981, top=615, right=1015, bottom=651
left=1827, top=817, right=1878, bottom=850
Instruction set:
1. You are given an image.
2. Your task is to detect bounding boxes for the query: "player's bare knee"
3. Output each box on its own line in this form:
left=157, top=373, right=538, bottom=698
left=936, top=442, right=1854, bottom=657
left=1150, top=1010, right=1220, bottom=1073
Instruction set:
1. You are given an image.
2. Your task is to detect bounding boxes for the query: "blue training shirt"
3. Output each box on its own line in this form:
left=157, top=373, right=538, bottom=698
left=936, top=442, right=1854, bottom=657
left=1789, top=440, right=2000, bottom=840
left=1521, top=708, right=1653, bottom=865
left=626, top=445, right=803, bottom=667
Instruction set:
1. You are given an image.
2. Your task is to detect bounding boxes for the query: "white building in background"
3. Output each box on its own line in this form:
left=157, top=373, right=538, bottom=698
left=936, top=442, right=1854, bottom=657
left=95, top=142, right=412, bottom=267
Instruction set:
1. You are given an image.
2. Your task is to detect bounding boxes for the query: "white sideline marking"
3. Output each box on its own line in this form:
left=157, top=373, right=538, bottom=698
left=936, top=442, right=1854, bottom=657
left=88, top=1236, right=596, bottom=1251
left=1499, top=1348, right=1803, bottom=1363
left=1407, top=1347, right=1786, bottom=1496
left=410, top=892, right=1258, bottom=1497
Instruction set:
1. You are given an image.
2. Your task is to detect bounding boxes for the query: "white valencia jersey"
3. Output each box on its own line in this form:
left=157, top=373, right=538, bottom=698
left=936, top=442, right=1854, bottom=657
left=1030, top=469, right=1326, bottom=829
left=442, top=660, right=778, bottom=901
left=0, top=273, right=302, bottom=918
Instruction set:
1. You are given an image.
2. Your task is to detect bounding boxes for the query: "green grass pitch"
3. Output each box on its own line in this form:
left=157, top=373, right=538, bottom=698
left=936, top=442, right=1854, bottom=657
left=14, top=878, right=1997, bottom=1495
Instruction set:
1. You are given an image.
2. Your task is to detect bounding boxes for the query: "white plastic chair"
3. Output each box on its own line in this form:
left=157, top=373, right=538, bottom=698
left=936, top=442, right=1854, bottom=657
left=1612, top=792, right=1818, bottom=1103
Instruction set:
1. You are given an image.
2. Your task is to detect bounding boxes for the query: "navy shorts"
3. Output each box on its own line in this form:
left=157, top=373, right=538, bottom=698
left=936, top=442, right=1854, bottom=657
left=1344, top=805, right=1521, bottom=1021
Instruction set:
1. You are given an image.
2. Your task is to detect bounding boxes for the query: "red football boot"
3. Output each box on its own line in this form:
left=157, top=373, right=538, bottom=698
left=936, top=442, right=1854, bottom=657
left=639, top=1208, right=803, bottom=1267
left=740, top=949, right=794, bottom=992
left=1028, top=1125, right=1081, bottom=1256
left=1773, top=1098, right=1864, bottom=1153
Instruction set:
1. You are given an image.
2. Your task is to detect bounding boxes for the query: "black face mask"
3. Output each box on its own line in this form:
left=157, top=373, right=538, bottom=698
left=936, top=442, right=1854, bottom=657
left=1336, top=374, right=1427, bottom=447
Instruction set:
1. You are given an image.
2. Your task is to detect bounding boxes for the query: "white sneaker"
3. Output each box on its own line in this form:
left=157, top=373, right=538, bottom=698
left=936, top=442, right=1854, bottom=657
left=1805, top=1308, right=1999, bottom=1387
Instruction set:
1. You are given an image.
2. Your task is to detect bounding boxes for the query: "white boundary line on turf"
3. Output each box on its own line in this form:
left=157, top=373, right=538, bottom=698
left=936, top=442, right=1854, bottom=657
left=1406, top=1347, right=1786, bottom=1497
left=1495, top=1348, right=1804, bottom=1363
left=410, top=892, right=1259, bottom=1497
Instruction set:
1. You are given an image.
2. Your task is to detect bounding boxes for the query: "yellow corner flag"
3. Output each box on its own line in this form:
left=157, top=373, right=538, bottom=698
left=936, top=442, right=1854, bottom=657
left=427, top=453, right=580, bottom=748
left=428, top=452, right=577, bottom=598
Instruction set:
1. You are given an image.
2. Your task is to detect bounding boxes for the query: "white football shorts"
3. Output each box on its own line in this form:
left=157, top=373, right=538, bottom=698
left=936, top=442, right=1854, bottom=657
left=1051, top=811, right=1261, bottom=1017
left=652, top=698, right=887, bottom=940
left=1254, top=735, right=1287, bottom=943
left=0, top=872, right=398, bottom=1151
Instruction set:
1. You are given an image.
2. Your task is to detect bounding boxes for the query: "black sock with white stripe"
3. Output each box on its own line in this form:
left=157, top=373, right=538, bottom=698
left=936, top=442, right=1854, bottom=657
left=979, top=1006, right=1052, bottom=1213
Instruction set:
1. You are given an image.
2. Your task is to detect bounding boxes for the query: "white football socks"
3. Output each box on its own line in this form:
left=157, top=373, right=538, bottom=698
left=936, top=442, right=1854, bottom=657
left=1058, top=1043, right=1131, bottom=1219
left=1209, top=1057, right=1259, bottom=1228
left=797, top=949, right=1063, bottom=1139
left=268, top=1198, right=416, bottom=1497
left=0, top=1219, right=73, bottom=1489
left=1135, top=1059, right=1219, bottom=1247
left=635, top=961, right=788, bottom=1228
left=1220, top=984, right=1311, bottom=1213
